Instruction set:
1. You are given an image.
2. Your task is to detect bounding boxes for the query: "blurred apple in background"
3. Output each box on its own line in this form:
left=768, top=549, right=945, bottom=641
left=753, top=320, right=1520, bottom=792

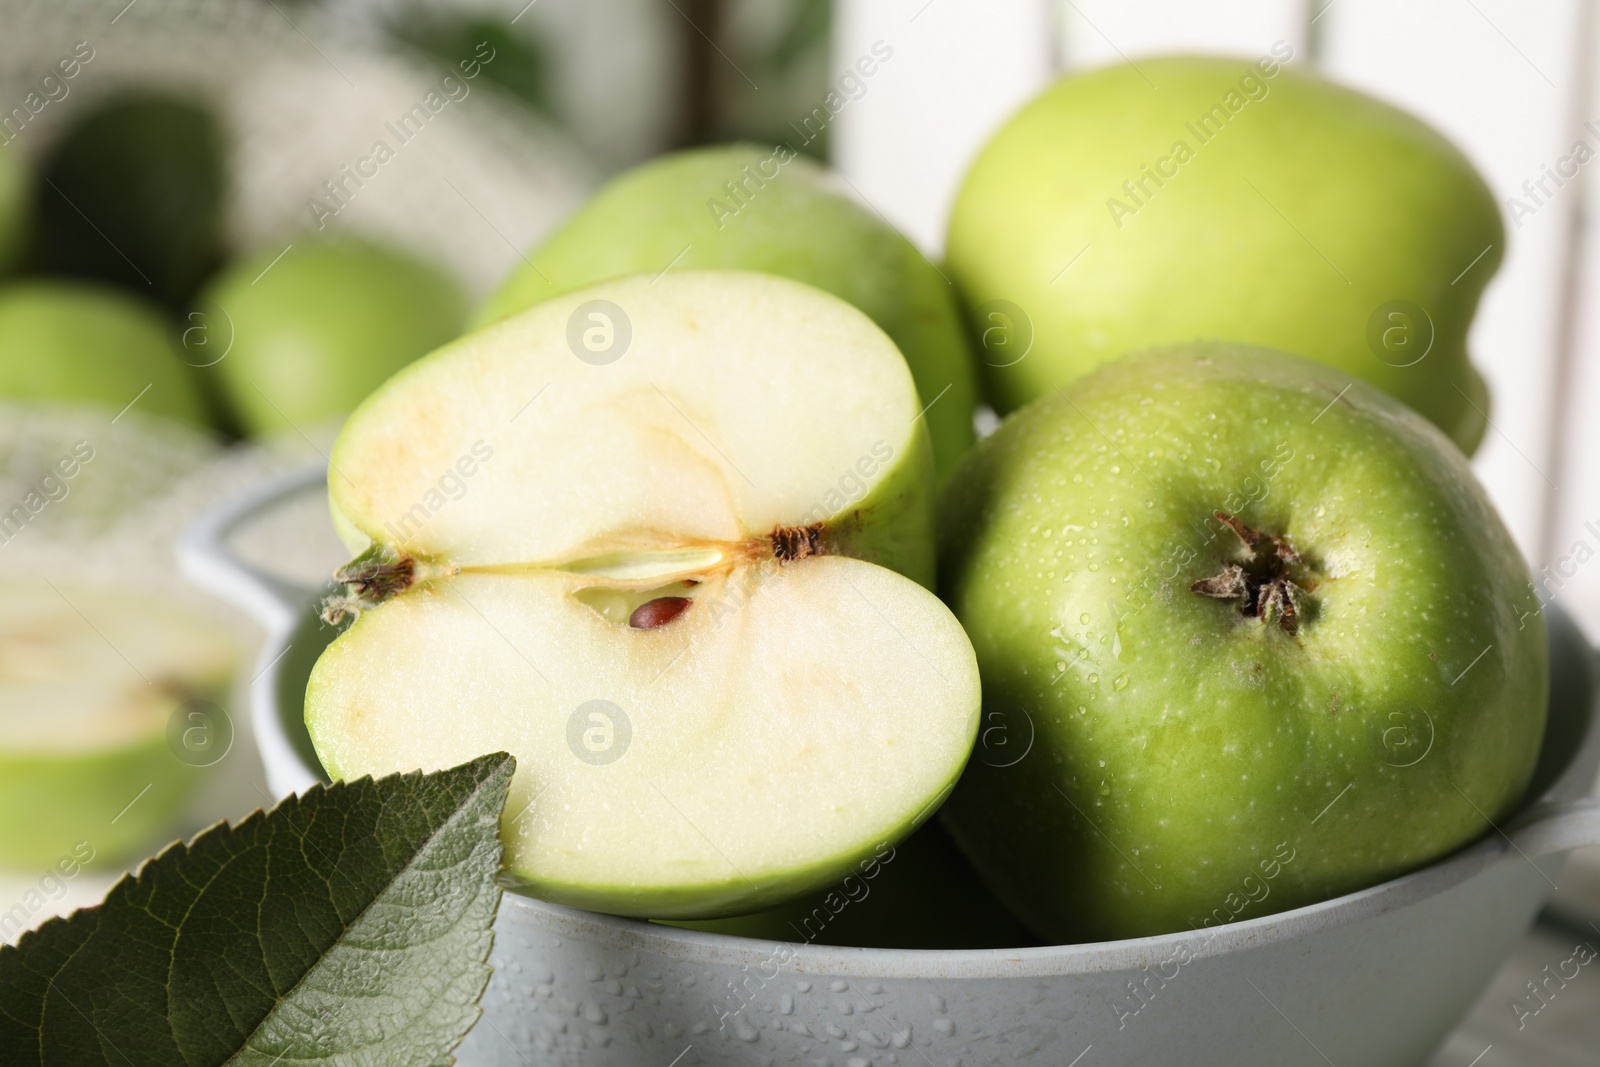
left=0, top=281, right=209, bottom=428
left=201, top=239, right=467, bottom=437
left=946, top=56, right=1500, bottom=455
left=0, top=145, right=26, bottom=274
left=27, top=94, right=227, bottom=313
left=478, top=144, right=980, bottom=479
left=0, top=579, right=238, bottom=870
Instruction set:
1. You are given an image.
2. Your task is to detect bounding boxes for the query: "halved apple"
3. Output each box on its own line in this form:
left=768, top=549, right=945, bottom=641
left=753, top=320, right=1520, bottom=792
left=305, top=271, right=981, bottom=919
left=0, top=579, right=237, bottom=869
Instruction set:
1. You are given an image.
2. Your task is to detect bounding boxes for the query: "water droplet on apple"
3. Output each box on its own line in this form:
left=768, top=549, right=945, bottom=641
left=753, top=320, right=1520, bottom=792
left=1077, top=705, right=1087, bottom=714
left=1099, top=780, right=1111, bottom=796
left=1114, top=674, right=1130, bottom=691
left=1087, top=673, right=1099, bottom=684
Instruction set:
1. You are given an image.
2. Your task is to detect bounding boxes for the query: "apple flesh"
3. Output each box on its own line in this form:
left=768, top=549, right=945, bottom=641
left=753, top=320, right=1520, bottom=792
left=0, top=580, right=237, bottom=869
left=306, top=271, right=981, bottom=918
left=947, top=56, right=1499, bottom=454
left=0, top=282, right=210, bottom=429
left=203, top=239, right=466, bottom=437
left=475, top=144, right=981, bottom=480
left=938, top=345, right=1547, bottom=943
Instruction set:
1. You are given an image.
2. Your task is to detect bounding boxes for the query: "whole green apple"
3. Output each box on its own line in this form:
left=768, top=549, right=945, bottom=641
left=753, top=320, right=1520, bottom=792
left=946, top=55, right=1499, bottom=454
left=29, top=94, right=226, bottom=311
left=476, top=144, right=980, bottom=479
left=938, top=345, right=1546, bottom=943
left=201, top=240, right=466, bottom=436
left=0, top=144, right=26, bottom=274
left=0, top=282, right=209, bottom=428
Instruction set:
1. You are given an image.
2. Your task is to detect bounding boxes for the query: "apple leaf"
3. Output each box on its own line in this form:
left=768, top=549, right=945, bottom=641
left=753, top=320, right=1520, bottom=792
left=0, top=752, right=514, bottom=1067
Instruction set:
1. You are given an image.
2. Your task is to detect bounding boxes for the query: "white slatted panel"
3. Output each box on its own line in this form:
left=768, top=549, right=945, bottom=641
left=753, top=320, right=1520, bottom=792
left=1319, top=0, right=1584, bottom=568
left=1547, top=7, right=1600, bottom=642
left=1054, top=0, right=1309, bottom=69
left=831, top=0, right=1055, bottom=256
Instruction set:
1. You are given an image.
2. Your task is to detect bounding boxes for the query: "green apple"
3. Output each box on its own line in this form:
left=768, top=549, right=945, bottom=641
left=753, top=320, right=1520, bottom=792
left=0, top=579, right=238, bottom=869
left=305, top=271, right=981, bottom=918
left=938, top=345, right=1546, bottom=943
left=947, top=55, right=1500, bottom=454
left=0, top=144, right=26, bottom=274
left=0, top=282, right=209, bottom=428
left=202, top=239, right=466, bottom=437
left=29, top=94, right=226, bottom=310
left=665, top=821, right=1032, bottom=949
left=476, top=144, right=980, bottom=479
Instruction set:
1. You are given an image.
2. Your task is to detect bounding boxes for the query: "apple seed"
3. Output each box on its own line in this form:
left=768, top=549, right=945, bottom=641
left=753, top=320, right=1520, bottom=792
left=629, top=596, right=693, bottom=629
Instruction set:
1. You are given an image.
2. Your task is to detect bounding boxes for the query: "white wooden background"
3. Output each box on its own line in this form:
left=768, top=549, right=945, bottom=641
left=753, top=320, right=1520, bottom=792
left=834, top=0, right=1600, bottom=641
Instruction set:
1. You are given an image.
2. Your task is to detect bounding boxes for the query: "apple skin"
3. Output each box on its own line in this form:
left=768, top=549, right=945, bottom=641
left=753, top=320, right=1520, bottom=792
left=937, top=345, right=1546, bottom=943
left=0, top=736, right=200, bottom=870
left=203, top=240, right=466, bottom=436
left=476, top=144, right=980, bottom=479
left=0, top=282, right=209, bottom=428
left=946, top=56, right=1500, bottom=454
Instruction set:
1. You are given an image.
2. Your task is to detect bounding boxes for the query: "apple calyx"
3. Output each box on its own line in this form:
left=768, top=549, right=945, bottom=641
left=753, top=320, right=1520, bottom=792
left=322, top=545, right=422, bottom=626
left=1190, top=512, right=1310, bottom=636
left=770, top=521, right=828, bottom=563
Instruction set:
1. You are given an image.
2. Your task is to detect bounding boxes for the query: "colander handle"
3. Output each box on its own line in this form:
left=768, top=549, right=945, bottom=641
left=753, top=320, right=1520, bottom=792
left=175, top=462, right=329, bottom=632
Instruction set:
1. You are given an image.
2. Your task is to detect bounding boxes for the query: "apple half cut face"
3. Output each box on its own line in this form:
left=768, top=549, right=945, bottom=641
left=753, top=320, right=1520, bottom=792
left=305, top=271, right=981, bottom=919
left=0, top=580, right=237, bottom=868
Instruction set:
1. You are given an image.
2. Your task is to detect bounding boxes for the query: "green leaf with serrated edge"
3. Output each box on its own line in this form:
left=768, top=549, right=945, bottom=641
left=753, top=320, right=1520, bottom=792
left=0, top=752, right=514, bottom=1067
